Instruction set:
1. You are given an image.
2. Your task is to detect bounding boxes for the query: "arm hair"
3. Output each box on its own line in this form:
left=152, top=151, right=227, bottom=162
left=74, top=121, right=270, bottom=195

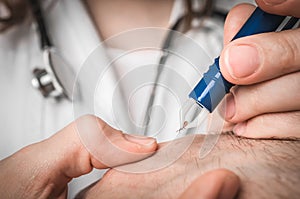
left=192, top=133, right=300, bottom=199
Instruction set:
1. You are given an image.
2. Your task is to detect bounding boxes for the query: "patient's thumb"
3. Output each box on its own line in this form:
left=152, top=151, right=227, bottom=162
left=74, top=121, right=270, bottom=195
left=0, top=115, right=157, bottom=198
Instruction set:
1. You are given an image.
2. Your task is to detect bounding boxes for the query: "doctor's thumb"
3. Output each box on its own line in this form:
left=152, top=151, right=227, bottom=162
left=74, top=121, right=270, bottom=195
left=0, top=115, right=157, bottom=199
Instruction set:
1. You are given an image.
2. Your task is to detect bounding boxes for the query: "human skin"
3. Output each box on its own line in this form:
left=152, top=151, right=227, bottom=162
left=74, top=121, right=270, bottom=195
left=219, top=0, right=300, bottom=138
left=1, top=0, right=299, bottom=198
left=0, top=116, right=238, bottom=199
left=85, top=0, right=174, bottom=41
left=0, top=115, right=158, bottom=199
left=86, top=0, right=300, bottom=137
left=77, top=134, right=300, bottom=199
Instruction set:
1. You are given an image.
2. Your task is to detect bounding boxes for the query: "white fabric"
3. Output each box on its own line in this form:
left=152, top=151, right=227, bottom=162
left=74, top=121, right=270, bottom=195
left=216, top=0, right=256, bottom=13
left=0, top=1, right=104, bottom=197
left=0, top=0, right=253, bottom=198
left=169, top=0, right=186, bottom=26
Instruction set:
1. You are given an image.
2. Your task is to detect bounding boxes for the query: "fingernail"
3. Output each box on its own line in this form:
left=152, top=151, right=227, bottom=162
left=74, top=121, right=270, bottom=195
left=124, top=134, right=156, bottom=145
left=225, top=45, right=261, bottom=79
left=225, top=93, right=235, bottom=120
left=262, top=0, right=286, bottom=5
left=233, top=122, right=246, bottom=135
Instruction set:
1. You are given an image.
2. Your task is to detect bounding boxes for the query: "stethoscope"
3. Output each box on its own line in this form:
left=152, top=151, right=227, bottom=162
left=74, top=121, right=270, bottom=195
left=29, top=0, right=224, bottom=102
left=29, top=0, right=73, bottom=100
left=140, top=0, right=226, bottom=134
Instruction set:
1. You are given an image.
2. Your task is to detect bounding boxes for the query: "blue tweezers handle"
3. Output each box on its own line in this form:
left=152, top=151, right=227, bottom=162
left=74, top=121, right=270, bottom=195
left=189, top=7, right=286, bottom=112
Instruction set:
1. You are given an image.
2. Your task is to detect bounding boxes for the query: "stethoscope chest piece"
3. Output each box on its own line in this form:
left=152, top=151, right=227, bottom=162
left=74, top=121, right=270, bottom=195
left=30, top=0, right=74, bottom=101
left=31, top=48, right=65, bottom=99
left=32, top=47, right=75, bottom=100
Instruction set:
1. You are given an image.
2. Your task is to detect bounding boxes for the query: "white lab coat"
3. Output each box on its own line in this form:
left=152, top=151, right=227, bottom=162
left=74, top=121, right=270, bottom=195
left=0, top=0, right=254, bottom=198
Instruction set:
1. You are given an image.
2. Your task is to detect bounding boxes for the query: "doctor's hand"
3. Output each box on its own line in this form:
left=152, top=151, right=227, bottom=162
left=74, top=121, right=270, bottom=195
left=220, top=0, right=300, bottom=139
left=0, top=115, right=157, bottom=199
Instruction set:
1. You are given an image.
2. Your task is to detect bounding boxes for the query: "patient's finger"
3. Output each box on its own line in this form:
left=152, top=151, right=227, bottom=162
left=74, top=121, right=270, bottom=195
left=256, top=0, right=300, bottom=18
left=0, top=115, right=157, bottom=198
left=224, top=72, right=300, bottom=123
left=73, top=115, right=157, bottom=168
left=233, top=111, right=300, bottom=138
left=179, top=169, right=240, bottom=199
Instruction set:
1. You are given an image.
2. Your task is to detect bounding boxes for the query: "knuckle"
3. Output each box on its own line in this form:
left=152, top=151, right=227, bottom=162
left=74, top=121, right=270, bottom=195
left=290, top=72, right=300, bottom=105
left=288, top=111, right=300, bottom=124
left=247, top=85, right=261, bottom=108
left=278, top=31, right=300, bottom=74
left=283, top=111, right=300, bottom=138
left=252, top=113, right=268, bottom=127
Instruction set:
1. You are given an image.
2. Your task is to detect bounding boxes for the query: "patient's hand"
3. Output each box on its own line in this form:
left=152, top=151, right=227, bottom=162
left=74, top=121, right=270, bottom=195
left=76, top=134, right=300, bottom=199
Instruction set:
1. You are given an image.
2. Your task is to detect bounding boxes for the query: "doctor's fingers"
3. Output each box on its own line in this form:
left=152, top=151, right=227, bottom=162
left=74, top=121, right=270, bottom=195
left=224, top=0, right=300, bottom=43
left=232, top=111, right=300, bottom=139
left=223, top=3, right=256, bottom=46
left=223, top=73, right=300, bottom=138
left=0, top=115, right=157, bottom=199
left=179, top=169, right=240, bottom=199
left=255, top=0, right=300, bottom=18
left=223, top=1, right=300, bottom=45
left=220, top=27, right=300, bottom=86
left=224, top=71, right=300, bottom=123
left=224, top=0, right=300, bottom=45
